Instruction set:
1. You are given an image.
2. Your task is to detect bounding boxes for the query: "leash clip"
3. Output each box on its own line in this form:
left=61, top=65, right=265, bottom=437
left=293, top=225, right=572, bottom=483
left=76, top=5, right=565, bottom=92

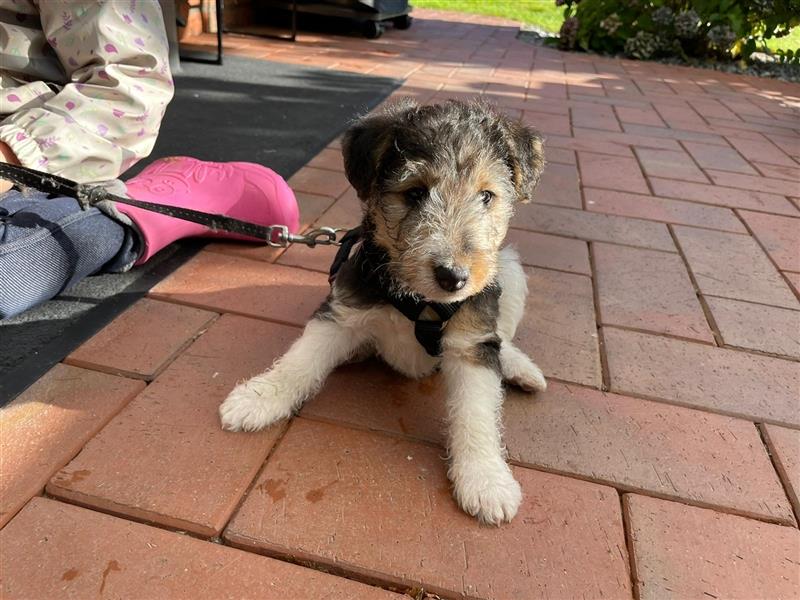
left=276, top=226, right=346, bottom=248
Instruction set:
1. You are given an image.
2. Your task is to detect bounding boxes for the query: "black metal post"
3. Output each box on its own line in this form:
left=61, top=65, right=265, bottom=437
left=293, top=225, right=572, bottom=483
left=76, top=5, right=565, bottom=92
left=216, top=0, right=224, bottom=64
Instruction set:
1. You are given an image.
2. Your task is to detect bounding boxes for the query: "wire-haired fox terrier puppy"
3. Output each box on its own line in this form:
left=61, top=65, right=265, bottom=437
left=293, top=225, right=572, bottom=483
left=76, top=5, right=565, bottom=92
left=220, top=99, right=548, bottom=525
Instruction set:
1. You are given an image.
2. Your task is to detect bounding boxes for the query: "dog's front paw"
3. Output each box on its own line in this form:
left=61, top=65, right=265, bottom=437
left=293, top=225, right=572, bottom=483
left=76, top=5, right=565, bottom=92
left=501, top=344, right=547, bottom=393
left=451, top=461, right=522, bottom=525
left=509, top=361, right=547, bottom=393
left=219, top=377, right=293, bottom=432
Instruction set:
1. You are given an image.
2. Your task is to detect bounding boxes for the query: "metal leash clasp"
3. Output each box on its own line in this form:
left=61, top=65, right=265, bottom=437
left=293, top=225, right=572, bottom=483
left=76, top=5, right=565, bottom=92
left=267, top=226, right=346, bottom=248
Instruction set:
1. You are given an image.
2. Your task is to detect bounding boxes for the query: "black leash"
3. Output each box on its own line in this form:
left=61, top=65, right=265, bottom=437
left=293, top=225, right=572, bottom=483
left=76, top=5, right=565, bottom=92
left=329, top=227, right=463, bottom=357
left=0, top=163, right=344, bottom=248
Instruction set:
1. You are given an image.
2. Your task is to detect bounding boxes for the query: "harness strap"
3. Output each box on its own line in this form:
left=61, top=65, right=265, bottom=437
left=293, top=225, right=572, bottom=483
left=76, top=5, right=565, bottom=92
left=328, top=228, right=463, bottom=357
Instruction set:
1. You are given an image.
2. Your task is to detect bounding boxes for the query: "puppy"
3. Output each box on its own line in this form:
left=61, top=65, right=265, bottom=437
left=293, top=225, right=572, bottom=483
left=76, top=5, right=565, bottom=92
left=220, top=99, right=547, bottom=525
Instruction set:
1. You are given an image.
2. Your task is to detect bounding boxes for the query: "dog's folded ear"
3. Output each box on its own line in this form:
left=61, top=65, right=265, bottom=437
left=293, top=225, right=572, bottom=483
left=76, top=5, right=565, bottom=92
left=501, top=118, right=546, bottom=204
left=342, top=100, right=417, bottom=201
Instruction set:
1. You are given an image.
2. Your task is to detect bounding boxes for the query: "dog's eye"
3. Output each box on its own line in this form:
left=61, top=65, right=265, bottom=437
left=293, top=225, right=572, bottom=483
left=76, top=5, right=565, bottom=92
left=404, top=187, right=427, bottom=204
left=479, top=190, right=495, bottom=205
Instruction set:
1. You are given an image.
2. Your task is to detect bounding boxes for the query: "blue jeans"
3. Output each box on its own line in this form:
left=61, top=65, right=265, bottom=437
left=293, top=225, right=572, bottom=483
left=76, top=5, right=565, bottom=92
left=0, top=190, right=139, bottom=319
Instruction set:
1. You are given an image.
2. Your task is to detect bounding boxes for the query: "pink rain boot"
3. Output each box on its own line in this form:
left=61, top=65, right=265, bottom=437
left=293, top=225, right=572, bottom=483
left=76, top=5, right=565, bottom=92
left=119, top=157, right=299, bottom=265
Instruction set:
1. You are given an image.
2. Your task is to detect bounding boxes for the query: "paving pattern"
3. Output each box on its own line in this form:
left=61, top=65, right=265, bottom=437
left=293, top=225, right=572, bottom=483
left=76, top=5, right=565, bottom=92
left=1, top=9, right=798, bottom=599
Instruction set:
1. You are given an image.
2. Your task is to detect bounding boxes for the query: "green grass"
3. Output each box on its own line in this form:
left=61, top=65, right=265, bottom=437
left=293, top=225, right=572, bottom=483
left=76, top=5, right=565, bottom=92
left=765, top=27, right=800, bottom=53
left=412, top=0, right=564, bottom=34
left=413, top=0, right=799, bottom=53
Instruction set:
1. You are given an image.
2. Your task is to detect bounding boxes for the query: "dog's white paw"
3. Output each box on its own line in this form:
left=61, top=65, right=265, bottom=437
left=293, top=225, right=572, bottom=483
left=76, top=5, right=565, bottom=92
left=451, top=461, right=522, bottom=525
left=219, top=377, right=293, bottom=432
left=501, top=344, right=547, bottom=393
left=508, top=361, right=547, bottom=393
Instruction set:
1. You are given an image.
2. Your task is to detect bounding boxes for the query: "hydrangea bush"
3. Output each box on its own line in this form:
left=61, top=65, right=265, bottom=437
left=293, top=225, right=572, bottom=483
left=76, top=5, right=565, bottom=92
left=557, top=0, right=799, bottom=61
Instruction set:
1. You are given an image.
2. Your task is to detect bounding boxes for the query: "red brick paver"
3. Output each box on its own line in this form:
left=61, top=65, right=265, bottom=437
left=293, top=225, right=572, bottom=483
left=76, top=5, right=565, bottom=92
left=738, top=210, right=800, bottom=273
left=706, top=296, right=800, bottom=358
left=516, top=267, right=601, bottom=387
left=66, top=298, right=217, bottom=380
left=727, top=134, right=797, bottom=167
left=593, top=243, right=713, bottom=342
left=0, top=498, right=397, bottom=599
left=707, top=169, right=799, bottom=196
left=504, top=383, right=794, bottom=525
left=534, top=162, right=582, bottom=208
left=48, top=315, right=299, bottom=536
left=635, top=147, right=709, bottom=183
left=513, top=203, right=675, bottom=251
left=578, top=151, right=650, bottom=193
left=302, top=359, right=447, bottom=444
left=0, top=365, right=144, bottom=528
left=287, top=166, right=350, bottom=198
left=505, top=228, right=591, bottom=275
left=673, top=225, right=798, bottom=310
left=683, top=140, right=758, bottom=174
left=625, top=494, right=800, bottom=600
left=584, top=187, right=746, bottom=233
left=150, top=250, right=329, bottom=326
left=649, top=177, right=798, bottom=215
left=225, top=419, right=633, bottom=600
left=762, top=424, right=800, bottom=516
left=605, top=327, right=800, bottom=426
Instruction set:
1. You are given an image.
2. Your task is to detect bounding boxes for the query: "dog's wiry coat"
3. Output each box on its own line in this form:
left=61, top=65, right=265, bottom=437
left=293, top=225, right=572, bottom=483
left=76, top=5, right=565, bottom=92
left=220, top=100, right=548, bottom=525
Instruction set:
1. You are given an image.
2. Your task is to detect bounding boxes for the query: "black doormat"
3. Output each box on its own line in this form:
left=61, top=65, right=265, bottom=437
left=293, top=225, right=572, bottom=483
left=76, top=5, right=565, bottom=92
left=0, top=56, right=398, bottom=405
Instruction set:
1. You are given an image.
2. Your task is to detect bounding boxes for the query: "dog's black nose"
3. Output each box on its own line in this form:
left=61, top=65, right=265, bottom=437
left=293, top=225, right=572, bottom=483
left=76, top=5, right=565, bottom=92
left=434, top=265, right=469, bottom=292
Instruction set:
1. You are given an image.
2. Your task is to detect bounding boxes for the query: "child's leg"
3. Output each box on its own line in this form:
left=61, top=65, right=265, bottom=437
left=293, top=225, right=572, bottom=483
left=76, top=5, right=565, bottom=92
left=0, top=190, right=138, bottom=319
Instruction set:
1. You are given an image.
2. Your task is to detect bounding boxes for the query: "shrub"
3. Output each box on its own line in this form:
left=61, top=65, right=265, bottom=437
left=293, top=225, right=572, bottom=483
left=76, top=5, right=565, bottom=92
left=556, top=0, right=800, bottom=61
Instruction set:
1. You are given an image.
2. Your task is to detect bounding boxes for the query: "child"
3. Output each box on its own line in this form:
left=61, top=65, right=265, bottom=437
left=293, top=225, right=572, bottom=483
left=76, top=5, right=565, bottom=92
left=0, top=1, right=298, bottom=319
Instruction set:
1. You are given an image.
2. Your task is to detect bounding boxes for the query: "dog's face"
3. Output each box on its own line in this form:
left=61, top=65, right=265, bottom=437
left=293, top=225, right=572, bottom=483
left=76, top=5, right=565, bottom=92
left=342, top=100, right=545, bottom=303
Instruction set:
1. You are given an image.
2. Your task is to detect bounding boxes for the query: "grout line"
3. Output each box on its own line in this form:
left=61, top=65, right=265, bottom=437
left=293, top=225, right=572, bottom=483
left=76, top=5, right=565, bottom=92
left=619, top=492, right=642, bottom=600
left=630, top=145, right=657, bottom=197
left=666, top=224, right=724, bottom=347
left=40, top=489, right=218, bottom=541
left=297, top=412, right=445, bottom=452
left=574, top=143, right=588, bottom=213
left=676, top=138, right=713, bottom=185
left=223, top=534, right=457, bottom=599
left=217, top=418, right=292, bottom=535
left=65, top=313, right=222, bottom=383
left=37, top=492, right=429, bottom=597
left=718, top=132, right=768, bottom=173
left=521, top=262, right=592, bottom=278
left=507, top=225, right=679, bottom=255
left=587, top=243, right=611, bottom=391
left=757, top=424, right=800, bottom=529
left=599, top=322, right=718, bottom=347
left=144, top=295, right=306, bottom=332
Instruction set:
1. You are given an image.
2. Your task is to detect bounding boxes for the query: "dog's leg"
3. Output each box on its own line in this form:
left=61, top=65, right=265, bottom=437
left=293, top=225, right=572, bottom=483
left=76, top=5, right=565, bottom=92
left=219, top=317, right=362, bottom=431
left=442, top=352, right=521, bottom=525
left=496, top=246, right=547, bottom=393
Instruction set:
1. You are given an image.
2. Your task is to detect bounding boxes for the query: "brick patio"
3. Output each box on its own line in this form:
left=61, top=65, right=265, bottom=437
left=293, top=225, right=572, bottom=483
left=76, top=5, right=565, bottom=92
left=2, top=9, right=799, bottom=599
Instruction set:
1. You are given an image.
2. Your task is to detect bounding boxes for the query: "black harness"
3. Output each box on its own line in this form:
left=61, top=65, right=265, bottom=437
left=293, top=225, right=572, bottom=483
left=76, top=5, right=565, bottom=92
left=329, top=227, right=463, bottom=357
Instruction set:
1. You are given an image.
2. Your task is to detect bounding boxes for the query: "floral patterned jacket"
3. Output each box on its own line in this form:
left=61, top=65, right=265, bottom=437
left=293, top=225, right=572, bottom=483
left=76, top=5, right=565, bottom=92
left=0, top=0, right=174, bottom=184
